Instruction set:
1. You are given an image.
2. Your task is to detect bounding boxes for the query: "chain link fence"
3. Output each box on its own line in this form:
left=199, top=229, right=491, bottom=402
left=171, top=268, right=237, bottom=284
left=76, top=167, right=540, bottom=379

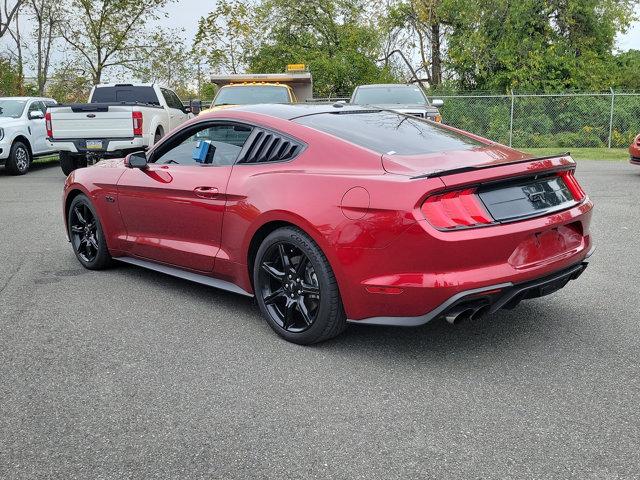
left=312, top=89, right=640, bottom=149
left=425, top=91, right=640, bottom=149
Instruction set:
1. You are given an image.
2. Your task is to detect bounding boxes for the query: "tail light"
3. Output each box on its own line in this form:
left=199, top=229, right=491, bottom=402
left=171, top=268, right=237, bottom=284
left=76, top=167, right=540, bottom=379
left=421, top=188, right=494, bottom=230
left=560, top=170, right=586, bottom=201
left=132, top=111, right=143, bottom=136
left=45, top=112, right=53, bottom=138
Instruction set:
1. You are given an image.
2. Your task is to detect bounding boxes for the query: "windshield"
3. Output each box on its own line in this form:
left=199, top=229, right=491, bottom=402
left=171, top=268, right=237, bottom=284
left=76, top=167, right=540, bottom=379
left=294, top=110, right=481, bottom=155
left=352, top=86, right=427, bottom=105
left=214, top=85, right=290, bottom=106
left=0, top=100, right=27, bottom=118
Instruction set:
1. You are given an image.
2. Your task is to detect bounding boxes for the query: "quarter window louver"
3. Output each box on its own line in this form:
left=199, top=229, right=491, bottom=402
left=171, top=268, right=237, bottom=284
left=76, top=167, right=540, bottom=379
left=241, top=129, right=302, bottom=163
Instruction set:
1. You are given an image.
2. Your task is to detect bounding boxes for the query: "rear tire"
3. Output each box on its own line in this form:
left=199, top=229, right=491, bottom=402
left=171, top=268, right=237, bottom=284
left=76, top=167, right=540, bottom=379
left=67, top=194, right=112, bottom=270
left=253, top=227, right=346, bottom=344
left=5, top=141, right=31, bottom=175
left=60, top=152, right=87, bottom=176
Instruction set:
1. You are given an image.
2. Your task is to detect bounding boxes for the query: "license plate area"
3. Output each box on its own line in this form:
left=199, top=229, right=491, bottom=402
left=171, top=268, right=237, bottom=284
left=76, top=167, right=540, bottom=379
left=85, top=140, right=103, bottom=150
left=478, top=174, right=575, bottom=222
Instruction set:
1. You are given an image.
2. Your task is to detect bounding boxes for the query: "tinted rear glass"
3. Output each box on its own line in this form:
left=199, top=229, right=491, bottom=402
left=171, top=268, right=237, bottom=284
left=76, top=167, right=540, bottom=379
left=293, top=111, right=482, bottom=155
left=91, top=86, right=160, bottom=105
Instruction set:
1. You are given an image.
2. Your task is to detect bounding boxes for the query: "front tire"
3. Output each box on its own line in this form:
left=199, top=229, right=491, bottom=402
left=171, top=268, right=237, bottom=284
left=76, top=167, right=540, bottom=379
left=68, top=194, right=112, bottom=270
left=253, top=227, right=346, bottom=344
left=60, top=152, right=88, bottom=176
left=5, top=141, right=31, bottom=175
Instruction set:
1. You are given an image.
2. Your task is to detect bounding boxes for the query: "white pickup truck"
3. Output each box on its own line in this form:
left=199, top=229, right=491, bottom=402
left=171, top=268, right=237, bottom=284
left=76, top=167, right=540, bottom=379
left=46, top=83, right=193, bottom=175
left=0, top=97, right=58, bottom=175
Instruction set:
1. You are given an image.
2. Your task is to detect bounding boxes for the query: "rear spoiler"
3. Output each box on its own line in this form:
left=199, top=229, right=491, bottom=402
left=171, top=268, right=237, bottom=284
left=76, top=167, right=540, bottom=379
left=410, top=153, right=572, bottom=179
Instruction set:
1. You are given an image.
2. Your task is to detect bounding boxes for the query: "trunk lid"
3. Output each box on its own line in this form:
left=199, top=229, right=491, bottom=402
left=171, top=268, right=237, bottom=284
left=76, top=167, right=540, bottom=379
left=381, top=145, right=531, bottom=177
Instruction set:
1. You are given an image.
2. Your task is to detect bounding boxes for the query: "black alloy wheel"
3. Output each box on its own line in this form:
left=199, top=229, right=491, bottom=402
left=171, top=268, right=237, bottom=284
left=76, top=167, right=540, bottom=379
left=259, top=242, right=321, bottom=333
left=70, top=203, right=99, bottom=263
left=254, top=227, right=346, bottom=344
left=68, top=194, right=112, bottom=270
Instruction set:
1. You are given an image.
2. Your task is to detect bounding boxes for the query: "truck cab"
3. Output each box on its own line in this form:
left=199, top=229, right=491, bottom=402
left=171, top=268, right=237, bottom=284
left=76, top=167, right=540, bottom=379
left=200, top=66, right=313, bottom=115
left=206, top=83, right=297, bottom=113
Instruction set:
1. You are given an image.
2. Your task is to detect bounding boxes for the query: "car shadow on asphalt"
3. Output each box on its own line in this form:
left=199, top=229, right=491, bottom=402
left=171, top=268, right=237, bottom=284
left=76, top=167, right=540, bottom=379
left=115, top=262, right=569, bottom=360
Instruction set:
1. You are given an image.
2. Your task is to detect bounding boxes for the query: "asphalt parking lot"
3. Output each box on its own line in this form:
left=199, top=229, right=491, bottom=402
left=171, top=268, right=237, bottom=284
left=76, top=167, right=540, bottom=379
left=1, top=160, right=639, bottom=479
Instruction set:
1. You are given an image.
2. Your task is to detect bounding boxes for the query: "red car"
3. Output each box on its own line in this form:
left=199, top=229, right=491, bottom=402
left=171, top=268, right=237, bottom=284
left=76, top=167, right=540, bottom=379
left=630, top=134, right=640, bottom=165
left=62, top=105, right=594, bottom=344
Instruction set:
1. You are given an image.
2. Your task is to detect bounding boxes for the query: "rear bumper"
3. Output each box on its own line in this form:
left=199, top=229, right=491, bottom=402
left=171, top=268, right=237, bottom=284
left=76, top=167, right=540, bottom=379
left=47, top=135, right=150, bottom=155
left=631, top=156, right=640, bottom=166
left=349, top=253, right=592, bottom=326
left=342, top=196, right=593, bottom=322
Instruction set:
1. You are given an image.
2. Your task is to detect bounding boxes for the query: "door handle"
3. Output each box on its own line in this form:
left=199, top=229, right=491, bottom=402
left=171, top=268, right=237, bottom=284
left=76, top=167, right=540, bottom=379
left=194, top=186, right=219, bottom=198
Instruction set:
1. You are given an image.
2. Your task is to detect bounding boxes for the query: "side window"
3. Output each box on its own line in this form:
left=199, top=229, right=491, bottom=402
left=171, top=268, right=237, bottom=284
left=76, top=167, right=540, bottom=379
left=153, top=123, right=253, bottom=166
left=28, top=101, right=45, bottom=115
left=161, top=88, right=184, bottom=110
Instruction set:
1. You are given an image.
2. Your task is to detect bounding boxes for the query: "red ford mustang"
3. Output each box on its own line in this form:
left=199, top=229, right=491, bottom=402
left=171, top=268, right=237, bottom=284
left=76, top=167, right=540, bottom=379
left=62, top=104, right=594, bottom=344
left=630, top=133, right=640, bottom=165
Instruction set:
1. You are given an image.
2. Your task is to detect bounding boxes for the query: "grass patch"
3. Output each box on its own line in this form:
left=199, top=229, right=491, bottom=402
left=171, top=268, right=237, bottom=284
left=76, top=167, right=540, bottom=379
left=33, top=154, right=59, bottom=165
left=522, top=147, right=629, bottom=162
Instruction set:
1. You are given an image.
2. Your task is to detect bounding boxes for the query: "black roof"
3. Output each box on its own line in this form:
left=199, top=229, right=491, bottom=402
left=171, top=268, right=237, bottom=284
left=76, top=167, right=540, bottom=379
left=232, top=103, right=379, bottom=120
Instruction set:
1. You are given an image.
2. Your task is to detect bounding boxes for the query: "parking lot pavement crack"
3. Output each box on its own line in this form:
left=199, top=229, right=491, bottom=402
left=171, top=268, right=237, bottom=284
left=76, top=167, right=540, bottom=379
left=0, top=260, right=24, bottom=298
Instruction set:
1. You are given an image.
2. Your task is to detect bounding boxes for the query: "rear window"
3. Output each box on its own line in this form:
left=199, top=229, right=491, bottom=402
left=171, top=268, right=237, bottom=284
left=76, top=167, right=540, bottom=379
left=293, top=111, right=482, bottom=155
left=91, top=86, right=160, bottom=105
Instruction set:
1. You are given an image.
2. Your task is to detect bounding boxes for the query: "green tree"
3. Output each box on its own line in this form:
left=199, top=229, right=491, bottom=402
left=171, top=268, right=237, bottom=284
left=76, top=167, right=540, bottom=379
left=248, top=0, right=397, bottom=97
left=0, top=56, right=21, bottom=95
left=383, top=0, right=446, bottom=86
left=441, top=0, right=638, bottom=92
left=46, top=66, right=92, bottom=102
left=27, top=0, right=65, bottom=95
left=135, top=29, right=194, bottom=91
left=0, top=0, right=23, bottom=38
left=194, top=0, right=259, bottom=74
left=611, top=49, right=640, bottom=91
left=60, top=0, right=173, bottom=84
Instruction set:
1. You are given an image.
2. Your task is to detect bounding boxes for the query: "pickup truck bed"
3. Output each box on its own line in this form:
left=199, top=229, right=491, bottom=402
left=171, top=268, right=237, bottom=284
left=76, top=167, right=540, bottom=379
left=47, top=84, right=192, bottom=174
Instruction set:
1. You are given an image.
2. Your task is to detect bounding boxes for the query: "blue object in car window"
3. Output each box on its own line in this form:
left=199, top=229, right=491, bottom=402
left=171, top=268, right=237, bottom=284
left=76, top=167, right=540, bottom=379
left=192, top=140, right=215, bottom=164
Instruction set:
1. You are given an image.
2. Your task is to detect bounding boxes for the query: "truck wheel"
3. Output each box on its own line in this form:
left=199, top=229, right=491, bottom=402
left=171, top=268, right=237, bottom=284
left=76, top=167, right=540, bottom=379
left=5, top=141, right=31, bottom=175
left=60, top=152, right=88, bottom=176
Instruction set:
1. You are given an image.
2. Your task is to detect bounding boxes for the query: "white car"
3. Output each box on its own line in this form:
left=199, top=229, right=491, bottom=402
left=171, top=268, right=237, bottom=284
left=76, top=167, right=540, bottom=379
left=0, top=97, right=58, bottom=175
left=46, top=83, right=193, bottom=175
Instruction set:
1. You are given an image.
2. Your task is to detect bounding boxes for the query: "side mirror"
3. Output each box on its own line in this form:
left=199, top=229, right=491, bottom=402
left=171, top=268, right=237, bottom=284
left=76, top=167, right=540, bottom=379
left=190, top=100, right=202, bottom=115
left=29, top=110, right=45, bottom=120
left=125, top=151, right=148, bottom=169
left=431, top=99, right=444, bottom=108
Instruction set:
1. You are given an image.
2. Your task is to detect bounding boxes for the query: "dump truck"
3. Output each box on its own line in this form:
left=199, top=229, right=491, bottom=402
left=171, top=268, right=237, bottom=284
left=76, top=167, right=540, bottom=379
left=200, top=65, right=313, bottom=114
